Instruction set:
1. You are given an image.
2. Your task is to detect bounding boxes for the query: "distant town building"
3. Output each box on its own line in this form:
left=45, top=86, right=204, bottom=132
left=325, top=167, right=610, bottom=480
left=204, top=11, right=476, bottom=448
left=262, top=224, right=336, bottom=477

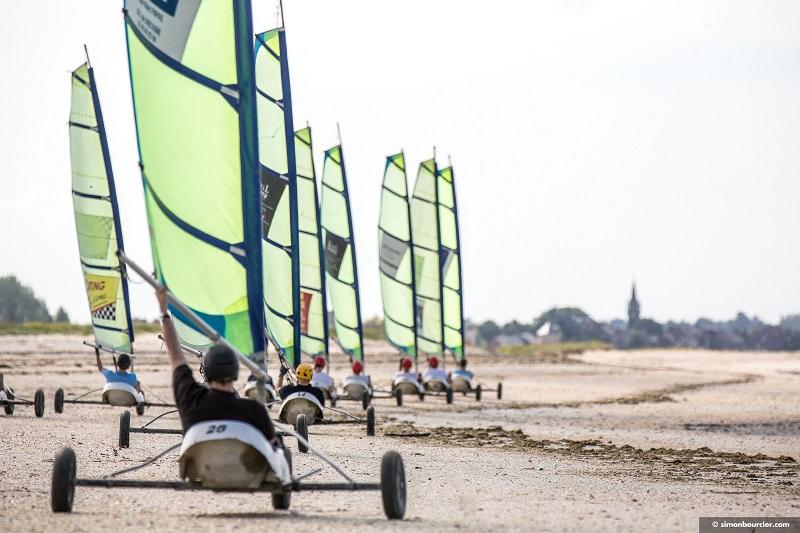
left=627, top=283, right=640, bottom=328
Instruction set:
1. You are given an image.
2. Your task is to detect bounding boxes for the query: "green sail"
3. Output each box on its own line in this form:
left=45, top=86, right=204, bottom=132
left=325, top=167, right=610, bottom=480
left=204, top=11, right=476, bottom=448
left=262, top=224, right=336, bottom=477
left=295, top=126, right=328, bottom=357
left=437, top=165, right=464, bottom=359
left=378, top=153, right=418, bottom=359
left=321, top=143, right=364, bottom=361
left=411, top=158, right=444, bottom=356
left=255, top=28, right=302, bottom=367
left=69, top=61, right=134, bottom=355
left=124, top=1, right=265, bottom=357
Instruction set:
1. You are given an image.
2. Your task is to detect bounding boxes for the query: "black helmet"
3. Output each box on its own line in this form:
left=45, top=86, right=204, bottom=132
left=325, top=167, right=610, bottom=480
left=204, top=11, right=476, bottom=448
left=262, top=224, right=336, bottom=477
left=203, top=344, right=239, bottom=382
left=117, top=354, right=132, bottom=370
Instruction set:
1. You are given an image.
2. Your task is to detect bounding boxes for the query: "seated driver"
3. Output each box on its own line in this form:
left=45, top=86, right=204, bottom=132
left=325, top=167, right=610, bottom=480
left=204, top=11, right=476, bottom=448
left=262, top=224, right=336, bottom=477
left=96, top=351, right=142, bottom=394
left=393, top=357, right=418, bottom=382
left=310, top=356, right=335, bottom=392
left=157, top=288, right=278, bottom=444
left=277, top=362, right=325, bottom=406
left=449, top=358, right=474, bottom=381
left=346, top=360, right=371, bottom=387
left=422, top=356, right=447, bottom=382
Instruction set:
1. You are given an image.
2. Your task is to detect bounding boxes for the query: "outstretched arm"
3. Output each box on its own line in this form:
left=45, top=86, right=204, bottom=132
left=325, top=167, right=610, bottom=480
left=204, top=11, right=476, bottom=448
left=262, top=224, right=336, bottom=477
left=157, top=287, right=187, bottom=371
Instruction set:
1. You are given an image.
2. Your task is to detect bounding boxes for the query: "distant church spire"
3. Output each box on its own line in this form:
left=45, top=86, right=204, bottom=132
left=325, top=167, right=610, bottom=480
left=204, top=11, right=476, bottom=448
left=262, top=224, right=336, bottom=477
left=628, top=282, right=640, bottom=327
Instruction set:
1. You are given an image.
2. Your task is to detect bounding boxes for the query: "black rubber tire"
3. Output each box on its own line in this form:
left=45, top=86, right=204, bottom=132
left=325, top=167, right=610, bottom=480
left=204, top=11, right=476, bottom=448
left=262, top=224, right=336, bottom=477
left=54, top=388, right=64, bottom=414
left=295, top=414, right=308, bottom=454
left=330, top=395, right=337, bottom=408
left=0, top=372, right=4, bottom=390
left=446, top=389, right=453, bottom=404
left=418, top=391, right=425, bottom=402
left=34, top=389, right=45, bottom=417
left=119, top=410, right=131, bottom=449
left=135, top=403, right=145, bottom=416
left=4, top=389, right=14, bottom=415
left=475, top=384, right=482, bottom=402
left=497, top=382, right=503, bottom=400
left=366, top=406, right=376, bottom=436
left=51, top=447, right=76, bottom=513
left=395, top=388, right=403, bottom=407
left=380, top=451, right=406, bottom=520
left=271, top=447, right=292, bottom=510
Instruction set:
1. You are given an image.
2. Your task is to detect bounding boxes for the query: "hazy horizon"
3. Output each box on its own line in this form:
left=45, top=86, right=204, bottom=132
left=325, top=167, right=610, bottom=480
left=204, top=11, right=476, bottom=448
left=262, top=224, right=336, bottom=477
left=1, top=1, right=798, bottom=328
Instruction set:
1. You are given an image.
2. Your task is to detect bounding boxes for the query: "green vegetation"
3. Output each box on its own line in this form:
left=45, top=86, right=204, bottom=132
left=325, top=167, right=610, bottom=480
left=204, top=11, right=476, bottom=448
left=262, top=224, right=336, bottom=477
left=0, top=275, right=53, bottom=322
left=0, top=320, right=161, bottom=337
left=498, top=341, right=612, bottom=357
left=362, top=317, right=386, bottom=341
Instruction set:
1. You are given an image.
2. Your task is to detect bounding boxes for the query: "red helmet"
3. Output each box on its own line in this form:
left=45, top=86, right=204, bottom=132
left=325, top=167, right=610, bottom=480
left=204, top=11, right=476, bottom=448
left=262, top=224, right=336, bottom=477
left=352, top=360, right=364, bottom=375
left=401, top=357, right=413, bottom=371
left=428, top=356, right=439, bottom=368
left=314, top=356, right=326, bottom=368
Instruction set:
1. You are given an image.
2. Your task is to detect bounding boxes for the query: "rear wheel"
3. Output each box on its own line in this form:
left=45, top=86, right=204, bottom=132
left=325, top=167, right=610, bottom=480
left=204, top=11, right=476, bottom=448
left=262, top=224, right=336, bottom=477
left=34, top=389, right=45, bottom=417
left=497, top=382, right=503, bottom=400
left=54, top=388, right=64, bottom=414
left=475, top=384, right=482, bottom=402
left=362, top=391, right=372, bottom=410
left=135, top=403, right=145, bottom=416
left=295, top=414, right=308, bottom=454
left=4, top=389, right=14, bottom=415
left=119, top=411, right=131, bottom=448
left=395, top=388, right=403, bottom=407
left=366, top=406, right=376, bottom=436
left=446, top=389, right=453, bottom=404
left=51, top=447, right=76, bottom=513
left=271, top=447, right=292, bottom=510
left=380, top=451, right=406, bottom=520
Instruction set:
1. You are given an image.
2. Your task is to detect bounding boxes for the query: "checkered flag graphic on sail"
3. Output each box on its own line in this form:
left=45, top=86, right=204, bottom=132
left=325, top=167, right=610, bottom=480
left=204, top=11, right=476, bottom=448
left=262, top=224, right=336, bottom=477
left=92, top=303, right=117, bottom=322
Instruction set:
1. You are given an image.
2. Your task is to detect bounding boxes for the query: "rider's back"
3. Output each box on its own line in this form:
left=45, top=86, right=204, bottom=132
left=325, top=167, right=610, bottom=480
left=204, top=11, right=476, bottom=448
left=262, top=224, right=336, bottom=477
left=172, top=364, right=275, bottom=439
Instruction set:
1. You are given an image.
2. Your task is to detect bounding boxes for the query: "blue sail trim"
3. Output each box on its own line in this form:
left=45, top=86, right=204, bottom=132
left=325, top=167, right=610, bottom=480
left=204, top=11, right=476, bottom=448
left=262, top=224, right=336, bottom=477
left=88, top=65, right=135, bottom=348
left=233, top=0, right=267, bottom=357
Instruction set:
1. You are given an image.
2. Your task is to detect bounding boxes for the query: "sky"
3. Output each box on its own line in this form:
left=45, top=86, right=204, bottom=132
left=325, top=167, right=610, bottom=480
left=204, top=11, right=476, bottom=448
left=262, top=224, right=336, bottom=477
left=0, top=1, right=799, bottom=326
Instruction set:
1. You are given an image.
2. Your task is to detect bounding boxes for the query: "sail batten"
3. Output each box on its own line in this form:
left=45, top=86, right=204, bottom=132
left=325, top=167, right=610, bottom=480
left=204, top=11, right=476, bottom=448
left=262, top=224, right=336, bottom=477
left=70, top=61, right=134, bottom=354
left=321, top=143, right=365, bottom=362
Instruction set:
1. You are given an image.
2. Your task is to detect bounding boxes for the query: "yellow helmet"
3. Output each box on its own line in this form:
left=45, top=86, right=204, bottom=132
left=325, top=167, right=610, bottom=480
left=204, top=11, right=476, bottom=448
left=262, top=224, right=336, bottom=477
left=296, top=363, right=314, bottom=382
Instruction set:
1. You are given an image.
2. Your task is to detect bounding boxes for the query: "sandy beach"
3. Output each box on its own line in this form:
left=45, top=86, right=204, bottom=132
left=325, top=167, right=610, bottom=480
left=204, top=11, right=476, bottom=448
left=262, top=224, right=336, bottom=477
left=1, top=335, right=798, bottom=532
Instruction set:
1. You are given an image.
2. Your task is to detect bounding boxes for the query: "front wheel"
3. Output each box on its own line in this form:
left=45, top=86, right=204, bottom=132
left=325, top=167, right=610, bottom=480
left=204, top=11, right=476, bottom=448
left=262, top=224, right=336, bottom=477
left=51, top=447, right=76, bottom=513
left=380, top=451, right=406, bottom=520
left=475, top=384, right=482, bottom=402
left=295, top=414, right=308, bottom=454
left=395, top=388, right=403, bottom=407
left=54, top=388, right=64, bottom=414
left=446, top=389, right=453, bottom=405
left=497, top=382, right=503, bottom=400
left=119, top=411, right=131, bottom=449
left=135, top=403, right=145, bottom=416
left=34, top=389, right=45, bottom=417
